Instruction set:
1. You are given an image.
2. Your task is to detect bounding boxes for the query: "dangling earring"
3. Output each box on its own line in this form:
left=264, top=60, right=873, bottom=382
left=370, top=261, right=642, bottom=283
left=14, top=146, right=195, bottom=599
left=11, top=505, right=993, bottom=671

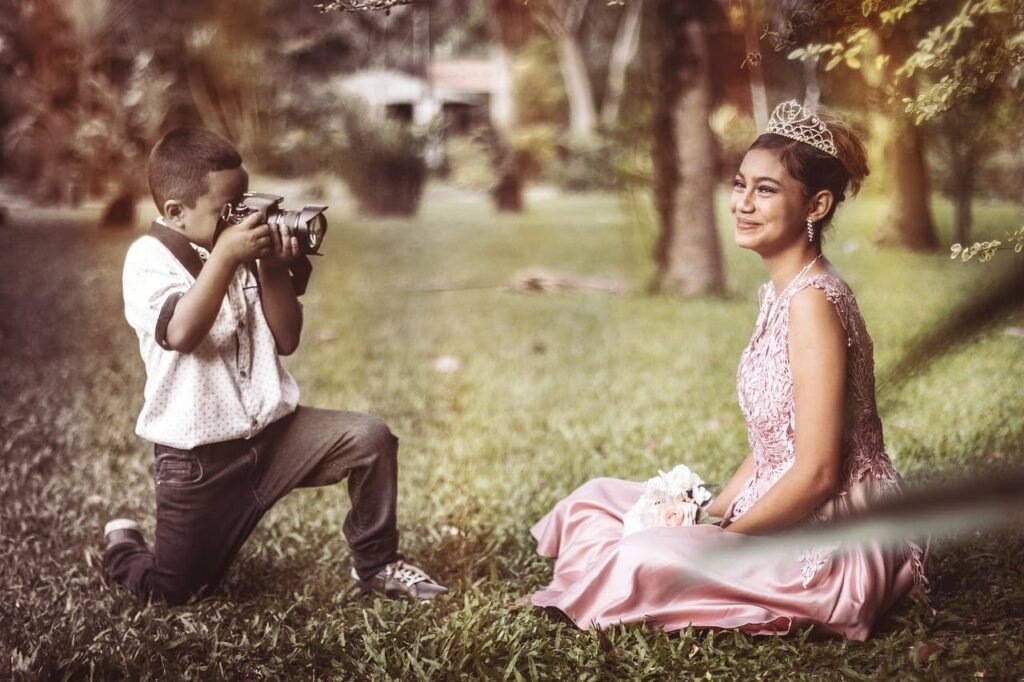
left=806, top=218, right=815, bottom=243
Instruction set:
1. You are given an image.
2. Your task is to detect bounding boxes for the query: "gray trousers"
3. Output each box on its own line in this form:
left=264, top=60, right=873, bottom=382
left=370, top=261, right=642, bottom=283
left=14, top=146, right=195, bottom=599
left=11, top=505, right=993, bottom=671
left=104, top=406, right=403, bottom=604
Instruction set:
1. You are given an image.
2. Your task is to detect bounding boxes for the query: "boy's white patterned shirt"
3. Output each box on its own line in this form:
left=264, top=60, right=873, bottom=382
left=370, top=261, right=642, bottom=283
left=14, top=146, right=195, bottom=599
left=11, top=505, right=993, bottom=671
left=122, top=234, right=299, bottom=448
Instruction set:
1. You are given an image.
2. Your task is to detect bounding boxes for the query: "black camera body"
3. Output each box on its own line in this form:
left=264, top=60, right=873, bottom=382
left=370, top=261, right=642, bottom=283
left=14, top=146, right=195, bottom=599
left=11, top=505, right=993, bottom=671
left=218, top=193, right=328, bottom=255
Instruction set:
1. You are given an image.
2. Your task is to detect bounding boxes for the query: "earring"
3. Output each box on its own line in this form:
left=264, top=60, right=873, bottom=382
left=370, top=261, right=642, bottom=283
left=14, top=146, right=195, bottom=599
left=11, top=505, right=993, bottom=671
left=806, top=218, right=815, bottom=243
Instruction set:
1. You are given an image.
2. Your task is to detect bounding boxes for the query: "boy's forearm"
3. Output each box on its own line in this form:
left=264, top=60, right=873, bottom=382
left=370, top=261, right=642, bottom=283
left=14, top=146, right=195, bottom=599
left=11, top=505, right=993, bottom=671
left=258, top=262, right=302, bottom=355
left=164, top=254, right=237, bottom=353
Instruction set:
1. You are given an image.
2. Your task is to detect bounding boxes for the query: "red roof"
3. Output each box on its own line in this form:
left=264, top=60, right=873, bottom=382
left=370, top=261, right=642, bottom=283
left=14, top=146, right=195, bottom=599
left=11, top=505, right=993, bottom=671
left=429, top=60, right=494, bottom=94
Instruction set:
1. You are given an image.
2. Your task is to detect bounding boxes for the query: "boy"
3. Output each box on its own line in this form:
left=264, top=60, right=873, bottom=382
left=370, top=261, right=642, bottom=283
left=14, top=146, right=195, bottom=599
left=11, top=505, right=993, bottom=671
left=104, top=127, right=446, bottom=604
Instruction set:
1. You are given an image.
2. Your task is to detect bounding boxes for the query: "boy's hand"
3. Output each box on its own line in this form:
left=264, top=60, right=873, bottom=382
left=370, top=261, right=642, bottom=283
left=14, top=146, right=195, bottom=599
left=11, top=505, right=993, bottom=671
left=260, top=223, right=302, bottom=270
left=211, top=213, right=271, bottom=267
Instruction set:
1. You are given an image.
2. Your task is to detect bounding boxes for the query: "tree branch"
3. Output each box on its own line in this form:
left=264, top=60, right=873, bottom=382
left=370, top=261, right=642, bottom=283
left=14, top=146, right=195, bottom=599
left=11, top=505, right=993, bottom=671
left=316, top=0, right=415, bottom=13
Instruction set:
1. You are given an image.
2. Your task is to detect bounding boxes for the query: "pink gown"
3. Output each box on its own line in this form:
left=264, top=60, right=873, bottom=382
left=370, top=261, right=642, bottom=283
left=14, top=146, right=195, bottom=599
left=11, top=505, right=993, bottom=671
left=530, top=273, right=926, bottom=640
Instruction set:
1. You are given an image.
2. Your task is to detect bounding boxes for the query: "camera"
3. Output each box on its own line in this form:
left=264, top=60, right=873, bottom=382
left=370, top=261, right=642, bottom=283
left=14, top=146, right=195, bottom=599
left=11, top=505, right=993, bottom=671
left=218, top=193, right=328, bottom=255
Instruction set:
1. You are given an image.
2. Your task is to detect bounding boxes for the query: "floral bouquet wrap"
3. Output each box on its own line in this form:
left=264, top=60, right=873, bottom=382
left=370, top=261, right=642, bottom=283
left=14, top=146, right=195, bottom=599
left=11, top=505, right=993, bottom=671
left=622, top=464, right=712, bottom=537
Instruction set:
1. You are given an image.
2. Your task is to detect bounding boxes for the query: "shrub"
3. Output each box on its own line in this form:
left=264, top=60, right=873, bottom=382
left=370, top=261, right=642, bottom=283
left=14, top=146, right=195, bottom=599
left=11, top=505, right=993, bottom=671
left=506, top=124, right=558, bottom=182
left=335, top=100, right=428, bottom=217
left=444, top=135, right=494, bottom=191
left=554, top=136, right=620, bottom=192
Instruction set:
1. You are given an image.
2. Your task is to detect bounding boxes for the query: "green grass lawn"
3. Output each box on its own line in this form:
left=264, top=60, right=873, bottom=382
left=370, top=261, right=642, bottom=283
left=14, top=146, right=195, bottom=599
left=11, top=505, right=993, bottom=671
left=2, top=185, right=1023, bottom=679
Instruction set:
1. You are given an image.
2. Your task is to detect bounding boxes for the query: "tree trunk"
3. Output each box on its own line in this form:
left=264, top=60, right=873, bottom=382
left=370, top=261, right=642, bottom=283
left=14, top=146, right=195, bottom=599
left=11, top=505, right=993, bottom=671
left=953, top=191, right=972, bottom=246
left=413, top=3, right=431, bottom=81
left=556, top=30, right=598, bottom=142
left=600, top=0, right=643, bottom=129
left=99, top=190, right=137, bottom=230
left=742, top=0, right=768, bottom=131
left=489, top=42, right=525, bottom=212
left=803, top=55, right=820, bottom=110
left=652, top=0, right=725, bottom=295
left=533, top=0, right=596, bottom=142
left=876, top=28, right=939, bottom=251
left=952, top=149, right=975, bottom=246
left=490, top=44, right=517, bottom=131
left=876, top=117, right=939, bottom=250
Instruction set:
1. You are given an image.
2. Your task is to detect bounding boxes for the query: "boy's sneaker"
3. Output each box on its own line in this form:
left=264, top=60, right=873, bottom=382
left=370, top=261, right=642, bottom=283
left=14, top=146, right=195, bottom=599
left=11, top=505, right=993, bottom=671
left=103, top=519, right=146, bottom=551
left=351, top=560, right=448, bottom=600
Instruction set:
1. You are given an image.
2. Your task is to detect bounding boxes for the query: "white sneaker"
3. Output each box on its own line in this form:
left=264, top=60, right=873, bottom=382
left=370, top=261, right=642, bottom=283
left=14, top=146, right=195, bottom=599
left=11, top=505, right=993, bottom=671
left=103, top=518, right=145, bottom=551
left=351, top=560, right=449, bottom=600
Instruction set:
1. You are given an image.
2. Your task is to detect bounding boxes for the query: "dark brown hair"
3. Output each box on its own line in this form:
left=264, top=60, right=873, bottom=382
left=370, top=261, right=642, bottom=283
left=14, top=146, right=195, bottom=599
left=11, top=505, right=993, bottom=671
left=748, top=107, right=869, bottom=230
left=148, top=128, right=242, bottom=215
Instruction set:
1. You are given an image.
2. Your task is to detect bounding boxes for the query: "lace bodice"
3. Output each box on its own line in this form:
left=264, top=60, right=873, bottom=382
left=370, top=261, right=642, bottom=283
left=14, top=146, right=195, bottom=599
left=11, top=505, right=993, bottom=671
left=732, top=272, right=902, bottom=519
left=730, top=271, right=926, bottom=590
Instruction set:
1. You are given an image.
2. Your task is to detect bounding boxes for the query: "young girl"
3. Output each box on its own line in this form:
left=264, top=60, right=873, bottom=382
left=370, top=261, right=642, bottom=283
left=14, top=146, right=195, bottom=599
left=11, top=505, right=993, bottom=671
left=529, top=101, right=925, bottom=641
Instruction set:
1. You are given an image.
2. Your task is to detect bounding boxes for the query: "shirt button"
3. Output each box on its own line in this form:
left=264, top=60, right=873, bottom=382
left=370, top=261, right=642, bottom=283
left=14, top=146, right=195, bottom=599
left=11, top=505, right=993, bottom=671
left=240, top=370, right=248, bottom=378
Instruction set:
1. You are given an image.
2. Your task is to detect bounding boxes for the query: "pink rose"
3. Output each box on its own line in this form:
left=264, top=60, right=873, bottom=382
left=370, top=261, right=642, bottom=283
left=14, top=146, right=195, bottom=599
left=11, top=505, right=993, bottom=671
left=662, top=503, right=697, bottom=527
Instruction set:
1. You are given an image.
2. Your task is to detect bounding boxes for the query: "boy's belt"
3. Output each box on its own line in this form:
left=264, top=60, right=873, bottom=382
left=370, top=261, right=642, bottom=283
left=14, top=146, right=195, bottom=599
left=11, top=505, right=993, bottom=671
left=154, top=437, right=251, bottom=458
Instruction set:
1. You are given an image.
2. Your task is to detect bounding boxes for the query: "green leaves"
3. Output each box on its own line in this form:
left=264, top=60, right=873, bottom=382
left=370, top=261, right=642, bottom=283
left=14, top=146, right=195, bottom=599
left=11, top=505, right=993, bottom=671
left=316, top=0, right=415, bottom=12
left=790, top=0, right=1024, bottom=123
left=951, top=226, right=1024, bottom=262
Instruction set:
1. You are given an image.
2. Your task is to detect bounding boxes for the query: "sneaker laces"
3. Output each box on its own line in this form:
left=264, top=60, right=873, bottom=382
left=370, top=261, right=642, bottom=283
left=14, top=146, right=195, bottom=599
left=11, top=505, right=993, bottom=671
left=385, top=561, right=431, bottom=588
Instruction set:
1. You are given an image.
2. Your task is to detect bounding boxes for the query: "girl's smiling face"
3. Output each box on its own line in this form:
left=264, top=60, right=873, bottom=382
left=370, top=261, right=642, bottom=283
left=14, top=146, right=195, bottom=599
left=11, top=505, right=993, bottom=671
left=730, top=148, right=816, bottom=257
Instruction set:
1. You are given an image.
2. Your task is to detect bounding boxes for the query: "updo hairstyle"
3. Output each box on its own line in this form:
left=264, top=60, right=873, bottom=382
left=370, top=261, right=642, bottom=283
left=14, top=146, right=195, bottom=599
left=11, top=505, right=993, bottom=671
left=748, top=107, right=869, bottom=232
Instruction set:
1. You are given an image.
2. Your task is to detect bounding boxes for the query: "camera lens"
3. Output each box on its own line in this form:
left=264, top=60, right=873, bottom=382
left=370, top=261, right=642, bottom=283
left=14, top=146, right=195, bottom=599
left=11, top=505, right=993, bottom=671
left=306, top=214, right=326, bottom=251
left=295, top=206, right=328, bottom=254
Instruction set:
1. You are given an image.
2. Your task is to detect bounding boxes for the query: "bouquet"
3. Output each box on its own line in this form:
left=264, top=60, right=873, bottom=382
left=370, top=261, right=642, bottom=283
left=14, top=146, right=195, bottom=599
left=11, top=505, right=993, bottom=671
left=621, top=464, right=712, bottom=537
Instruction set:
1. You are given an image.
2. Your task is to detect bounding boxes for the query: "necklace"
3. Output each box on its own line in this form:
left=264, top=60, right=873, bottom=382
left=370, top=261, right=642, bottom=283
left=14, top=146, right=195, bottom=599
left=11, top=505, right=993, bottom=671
left=764, top=253, right=823, bottom=327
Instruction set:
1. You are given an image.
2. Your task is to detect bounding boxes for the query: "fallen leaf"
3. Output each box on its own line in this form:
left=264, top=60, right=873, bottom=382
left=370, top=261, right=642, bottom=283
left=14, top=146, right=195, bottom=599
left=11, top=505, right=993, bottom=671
left=434, top=355, right=461, bottom=373
left=912, top=641, right=944, bottom=665
left=315, top=329, right=337, bottom=343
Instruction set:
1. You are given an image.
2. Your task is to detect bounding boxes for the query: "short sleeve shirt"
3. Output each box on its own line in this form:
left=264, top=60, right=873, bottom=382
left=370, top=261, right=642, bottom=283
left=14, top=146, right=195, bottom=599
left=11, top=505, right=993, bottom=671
left=122, top=227, right=299, bottom=448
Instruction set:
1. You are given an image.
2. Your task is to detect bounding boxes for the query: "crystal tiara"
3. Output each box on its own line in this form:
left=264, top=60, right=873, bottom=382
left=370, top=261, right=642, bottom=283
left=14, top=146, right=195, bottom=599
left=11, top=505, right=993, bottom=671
left=764, top=100, right=838, bottom=158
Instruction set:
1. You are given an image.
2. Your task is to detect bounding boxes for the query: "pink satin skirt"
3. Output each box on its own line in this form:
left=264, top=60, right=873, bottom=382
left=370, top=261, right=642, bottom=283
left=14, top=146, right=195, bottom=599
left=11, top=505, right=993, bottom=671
left=530, top=477, right=920, bottom=640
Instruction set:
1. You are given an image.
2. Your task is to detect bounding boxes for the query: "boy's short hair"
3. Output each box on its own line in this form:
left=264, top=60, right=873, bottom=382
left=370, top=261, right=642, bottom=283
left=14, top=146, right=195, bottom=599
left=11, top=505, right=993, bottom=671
left=148, top=128, right=243, bottom=215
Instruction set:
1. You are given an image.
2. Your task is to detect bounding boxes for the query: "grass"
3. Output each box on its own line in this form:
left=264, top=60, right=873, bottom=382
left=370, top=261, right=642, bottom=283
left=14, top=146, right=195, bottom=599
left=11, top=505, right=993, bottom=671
left=1, top=184, right=1023, bottom=680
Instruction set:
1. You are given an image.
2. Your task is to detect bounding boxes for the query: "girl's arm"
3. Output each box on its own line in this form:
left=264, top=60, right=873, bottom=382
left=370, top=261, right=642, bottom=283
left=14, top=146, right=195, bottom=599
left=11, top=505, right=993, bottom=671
left=705, top=452, right=755, bottom=518
left=726, top=286, right=847, bottom=535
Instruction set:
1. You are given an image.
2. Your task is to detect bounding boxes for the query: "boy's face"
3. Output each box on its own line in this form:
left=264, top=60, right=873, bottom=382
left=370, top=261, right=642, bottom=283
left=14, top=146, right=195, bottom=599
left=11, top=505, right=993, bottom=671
left=165, top=167, right=249, bottom=249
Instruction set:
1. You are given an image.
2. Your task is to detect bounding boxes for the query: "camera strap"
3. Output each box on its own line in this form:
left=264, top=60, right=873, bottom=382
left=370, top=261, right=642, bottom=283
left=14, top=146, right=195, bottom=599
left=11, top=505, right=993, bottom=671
left=147, top=221, right=312, bottom=296
left=149, top=221, right=205, bottom=279
left=289, top=255, right=312, bottom=297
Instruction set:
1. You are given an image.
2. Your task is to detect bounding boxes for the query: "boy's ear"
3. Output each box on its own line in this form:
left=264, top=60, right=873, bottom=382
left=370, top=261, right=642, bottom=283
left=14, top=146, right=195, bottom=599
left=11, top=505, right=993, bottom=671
left=164, top=200, right=185, bottom=227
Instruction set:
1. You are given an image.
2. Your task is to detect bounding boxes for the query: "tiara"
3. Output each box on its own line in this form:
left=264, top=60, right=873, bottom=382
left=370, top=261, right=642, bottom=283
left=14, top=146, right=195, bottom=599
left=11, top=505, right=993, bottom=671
left=764, top=100, right=838, bottom=158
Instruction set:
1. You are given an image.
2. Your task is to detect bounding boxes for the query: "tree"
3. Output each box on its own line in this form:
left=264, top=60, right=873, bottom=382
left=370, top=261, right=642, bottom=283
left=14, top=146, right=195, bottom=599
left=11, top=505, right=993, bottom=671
left=873, top=23, right=939, bottom=250
left=786, top=9, right=936, bottom=250
left=651, top=0, right=725, bottom=295
left=0, top=0, right=176, bottom=225
left=930, top=94, right=1006, bottom=245
left=484, top=0, right=533, bottom=211
left=732, top=0, right=769, bottom=130
left=788, top=0, right=1024, bottom=250
left=529, top=0, right=599, bottom=143
left=600, top=0, right=644, bottom=128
